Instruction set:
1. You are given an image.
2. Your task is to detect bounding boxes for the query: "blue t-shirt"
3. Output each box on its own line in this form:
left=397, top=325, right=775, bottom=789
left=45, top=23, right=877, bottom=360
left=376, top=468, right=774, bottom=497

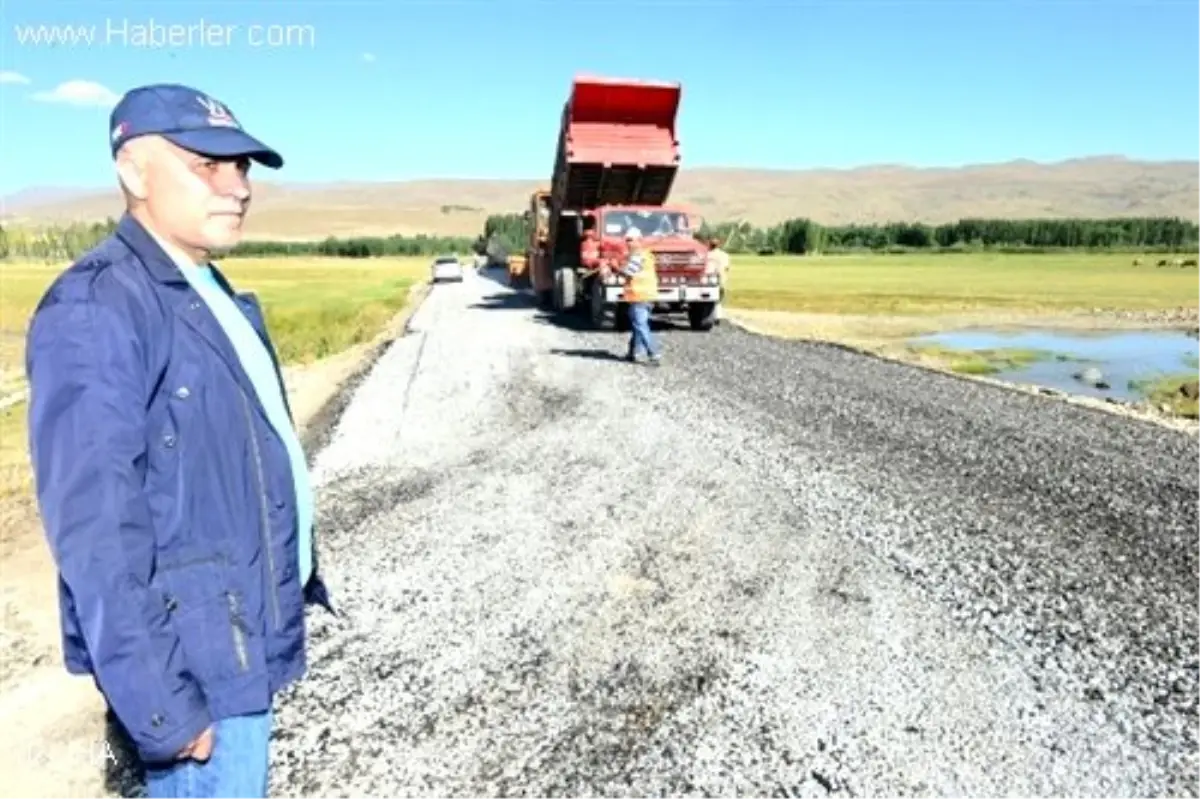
left=178, top=262, right=314, bottom=586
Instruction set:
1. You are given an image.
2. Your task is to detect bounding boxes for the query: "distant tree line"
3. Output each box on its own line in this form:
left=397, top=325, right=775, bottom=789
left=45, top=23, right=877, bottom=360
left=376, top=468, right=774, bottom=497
left=2, top=214, right=1196, bottom=262
left=476, top=213, right=1199, bottom=255
left=0, top=220, right=120, bottom=261
left=228, top=234, right=476, bottom=258
left=0, top=218, right=476, bottom=262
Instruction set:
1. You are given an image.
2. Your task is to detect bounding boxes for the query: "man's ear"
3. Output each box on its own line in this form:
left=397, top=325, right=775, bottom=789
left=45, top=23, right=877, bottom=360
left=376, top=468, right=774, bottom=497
left=115, top=146, right=149, bottom=200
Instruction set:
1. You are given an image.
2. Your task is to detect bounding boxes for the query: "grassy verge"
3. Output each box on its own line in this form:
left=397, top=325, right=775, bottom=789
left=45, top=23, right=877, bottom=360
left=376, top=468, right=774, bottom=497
left=1128, top=374, right=1200, bottom=418
left=904, top=345, right=1053, bottom=375
left=232, top=258, right=429, bottom=362
left=0, top=255, right=430, bottom=500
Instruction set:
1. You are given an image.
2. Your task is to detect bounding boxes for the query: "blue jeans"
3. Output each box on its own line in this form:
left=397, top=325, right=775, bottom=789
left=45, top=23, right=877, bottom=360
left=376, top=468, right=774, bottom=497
left=143, top=710, right=272, bottom=798
left=627, top=302, right=660, bottom=359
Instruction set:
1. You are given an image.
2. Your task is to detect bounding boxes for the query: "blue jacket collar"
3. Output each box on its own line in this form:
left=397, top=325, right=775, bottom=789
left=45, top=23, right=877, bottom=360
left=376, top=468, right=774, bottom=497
left=114, top=212, right=241, bottom=298
left=115, top=213, right=188, bottom=285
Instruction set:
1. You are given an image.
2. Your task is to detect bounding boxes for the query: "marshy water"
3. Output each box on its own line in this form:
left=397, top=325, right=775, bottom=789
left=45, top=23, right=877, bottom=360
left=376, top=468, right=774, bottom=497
left=910, top=328, right=1200, bottom=401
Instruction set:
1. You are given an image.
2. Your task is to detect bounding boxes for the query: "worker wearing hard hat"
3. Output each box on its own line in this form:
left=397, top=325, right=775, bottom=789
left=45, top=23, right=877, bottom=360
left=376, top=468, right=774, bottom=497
left=618, top=227, right=662, bottom=365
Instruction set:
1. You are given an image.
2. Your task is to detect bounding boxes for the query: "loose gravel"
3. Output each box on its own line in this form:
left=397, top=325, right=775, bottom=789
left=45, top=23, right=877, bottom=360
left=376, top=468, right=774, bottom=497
left=103, top=268, right=1200, bottom=796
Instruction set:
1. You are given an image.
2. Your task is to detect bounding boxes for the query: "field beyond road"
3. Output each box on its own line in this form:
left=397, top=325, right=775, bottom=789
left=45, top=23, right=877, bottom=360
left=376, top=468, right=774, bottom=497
left=725, top=251, right=1198, bottom=315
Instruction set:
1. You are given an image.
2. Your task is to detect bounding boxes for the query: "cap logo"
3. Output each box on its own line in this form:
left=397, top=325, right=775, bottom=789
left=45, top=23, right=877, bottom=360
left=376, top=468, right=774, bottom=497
left=197, top=95, right=238, bottom=128
left=111, top=121, right=128, bottom=143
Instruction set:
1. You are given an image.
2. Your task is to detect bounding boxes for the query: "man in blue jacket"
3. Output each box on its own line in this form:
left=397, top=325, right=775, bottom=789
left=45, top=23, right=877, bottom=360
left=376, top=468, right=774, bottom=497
left=24, top=83, right=333, bottom=797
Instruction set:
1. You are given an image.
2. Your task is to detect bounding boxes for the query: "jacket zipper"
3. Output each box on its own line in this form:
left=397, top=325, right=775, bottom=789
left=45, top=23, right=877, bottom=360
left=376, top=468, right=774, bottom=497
left=225, top=591, right=250, bottom=672
left=239, top=389, right=281, bottom=632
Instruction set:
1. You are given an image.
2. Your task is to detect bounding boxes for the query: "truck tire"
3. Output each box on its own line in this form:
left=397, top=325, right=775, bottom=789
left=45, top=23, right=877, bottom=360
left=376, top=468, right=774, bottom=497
left=588, top=277, right=610, bottom=329
left=554, top=268, right=577, bottom=312
left=688, top=301, right=718, bottom=331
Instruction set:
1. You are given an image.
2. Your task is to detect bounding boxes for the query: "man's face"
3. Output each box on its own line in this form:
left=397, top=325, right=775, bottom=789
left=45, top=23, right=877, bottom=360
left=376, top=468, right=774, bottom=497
left=143, top=138, right=252, bottom=254
left=626, top=235, right=641, bottom=252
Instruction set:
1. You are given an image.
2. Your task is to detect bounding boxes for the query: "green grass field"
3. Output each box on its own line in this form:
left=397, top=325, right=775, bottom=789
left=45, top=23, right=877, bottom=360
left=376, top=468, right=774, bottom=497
left=0, top=255, right=430, bottom=498
left=723, top=251, right=1199, bottom=315
left=0, top=255, right=430, bottom=374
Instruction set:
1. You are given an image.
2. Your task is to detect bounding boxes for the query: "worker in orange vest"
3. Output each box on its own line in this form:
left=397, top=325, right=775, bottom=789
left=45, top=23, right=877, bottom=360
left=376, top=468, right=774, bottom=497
left=618, top=227, right=662, bottom=365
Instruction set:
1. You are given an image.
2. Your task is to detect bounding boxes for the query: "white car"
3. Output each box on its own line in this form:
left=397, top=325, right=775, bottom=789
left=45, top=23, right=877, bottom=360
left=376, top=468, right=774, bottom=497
left=430, top=255, right=464, bottom=283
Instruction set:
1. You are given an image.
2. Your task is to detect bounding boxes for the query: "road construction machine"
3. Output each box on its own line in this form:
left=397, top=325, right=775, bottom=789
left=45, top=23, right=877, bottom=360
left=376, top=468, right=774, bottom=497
left=520, top=189, right=550, bottom=292
left=526, top=75, right=721, bottom=331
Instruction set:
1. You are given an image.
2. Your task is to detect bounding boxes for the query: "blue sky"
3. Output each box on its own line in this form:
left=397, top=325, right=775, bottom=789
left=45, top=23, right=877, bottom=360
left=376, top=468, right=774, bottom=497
left=1, top=0, right=1197, bottom=193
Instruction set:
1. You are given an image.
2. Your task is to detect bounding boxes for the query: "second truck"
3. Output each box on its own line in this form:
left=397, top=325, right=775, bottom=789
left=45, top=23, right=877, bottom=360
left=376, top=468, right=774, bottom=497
left=525, top=74, right=722, bottom=332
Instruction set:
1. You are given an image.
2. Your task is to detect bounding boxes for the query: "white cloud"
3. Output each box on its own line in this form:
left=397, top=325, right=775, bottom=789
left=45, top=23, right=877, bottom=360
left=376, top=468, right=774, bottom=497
left=361, top=52, right=376, bottom=63
left=0, top=70, right=31, bottom=85
left=31, top=79, right=119, bottom=108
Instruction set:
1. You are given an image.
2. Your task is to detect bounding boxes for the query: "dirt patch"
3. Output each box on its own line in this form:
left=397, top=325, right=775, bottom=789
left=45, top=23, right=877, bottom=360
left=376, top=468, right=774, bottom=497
left=0, top=283, right=430, bottom=799
left=503, top=655, right=727, bottom=795
left=316, top=465, right=443, bottom=536
left=497, top=362, right=586, bottom=433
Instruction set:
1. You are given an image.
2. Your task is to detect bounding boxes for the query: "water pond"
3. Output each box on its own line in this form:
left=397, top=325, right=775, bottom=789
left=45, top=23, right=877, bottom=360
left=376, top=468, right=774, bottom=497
left=909, top=328, right=1199, bottom=402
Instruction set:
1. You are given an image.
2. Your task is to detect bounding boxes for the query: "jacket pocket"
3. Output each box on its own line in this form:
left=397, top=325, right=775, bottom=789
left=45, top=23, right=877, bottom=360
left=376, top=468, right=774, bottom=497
left=157, top=557, right=265, bottom=684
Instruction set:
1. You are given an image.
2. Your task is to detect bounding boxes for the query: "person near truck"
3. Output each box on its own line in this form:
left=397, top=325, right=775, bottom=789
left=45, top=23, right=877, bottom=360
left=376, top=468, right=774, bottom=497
left=707, top=236, right=731, bottom=283
left=706, top=237, right=731, bottom=321
left=618, top=227, right=662, bottom=365
left=24, top=82, right=333, bottom=798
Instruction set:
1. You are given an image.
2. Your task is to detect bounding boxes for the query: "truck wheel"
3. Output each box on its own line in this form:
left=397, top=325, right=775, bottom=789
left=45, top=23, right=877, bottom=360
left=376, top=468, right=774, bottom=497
left=688, top=302, right=718, bottom=331
left=588, top=277, right=609, bottom=329
left=554, top=268, right=577, bottom=312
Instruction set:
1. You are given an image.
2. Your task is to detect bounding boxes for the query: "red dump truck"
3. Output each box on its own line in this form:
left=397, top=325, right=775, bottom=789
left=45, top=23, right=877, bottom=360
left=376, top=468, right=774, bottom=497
left=527, top=75, right=721, bottom=331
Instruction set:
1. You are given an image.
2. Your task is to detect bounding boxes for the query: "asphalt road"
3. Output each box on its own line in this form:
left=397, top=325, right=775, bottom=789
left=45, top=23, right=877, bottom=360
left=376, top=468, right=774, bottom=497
left=255, top=268, right=1198, bottom=797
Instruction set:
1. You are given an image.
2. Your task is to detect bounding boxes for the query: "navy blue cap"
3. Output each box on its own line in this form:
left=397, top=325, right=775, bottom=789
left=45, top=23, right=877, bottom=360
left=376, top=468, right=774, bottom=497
left=109, top=83, right=283, bottom=169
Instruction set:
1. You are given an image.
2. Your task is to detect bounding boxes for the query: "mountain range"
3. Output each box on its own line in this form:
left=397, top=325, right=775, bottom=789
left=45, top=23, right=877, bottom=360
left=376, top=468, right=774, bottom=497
left=2, top=155, right=1196, bottom=240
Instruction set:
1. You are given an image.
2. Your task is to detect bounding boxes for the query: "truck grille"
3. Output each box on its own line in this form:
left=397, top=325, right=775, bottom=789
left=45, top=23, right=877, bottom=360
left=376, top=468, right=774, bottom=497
left=654, top=251, right=698, bottom=269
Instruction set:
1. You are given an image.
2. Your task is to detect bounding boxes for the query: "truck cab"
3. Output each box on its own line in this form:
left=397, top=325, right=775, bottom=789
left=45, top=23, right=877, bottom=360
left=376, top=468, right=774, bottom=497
left=582, top=206, right=721, bottom=329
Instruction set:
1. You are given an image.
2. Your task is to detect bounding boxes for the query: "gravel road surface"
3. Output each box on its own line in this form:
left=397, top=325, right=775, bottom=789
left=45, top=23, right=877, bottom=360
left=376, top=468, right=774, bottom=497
left=262, top=269, right=1196, bottom=797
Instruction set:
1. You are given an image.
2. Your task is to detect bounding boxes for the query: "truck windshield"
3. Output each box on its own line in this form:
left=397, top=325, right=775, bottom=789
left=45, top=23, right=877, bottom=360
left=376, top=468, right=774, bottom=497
left=602, top=210, right=692, bottom=239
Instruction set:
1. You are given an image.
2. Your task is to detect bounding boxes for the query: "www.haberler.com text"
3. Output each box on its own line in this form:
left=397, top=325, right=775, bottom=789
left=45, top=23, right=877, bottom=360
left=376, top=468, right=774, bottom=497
left=13, top=18, right=316, bottom=48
